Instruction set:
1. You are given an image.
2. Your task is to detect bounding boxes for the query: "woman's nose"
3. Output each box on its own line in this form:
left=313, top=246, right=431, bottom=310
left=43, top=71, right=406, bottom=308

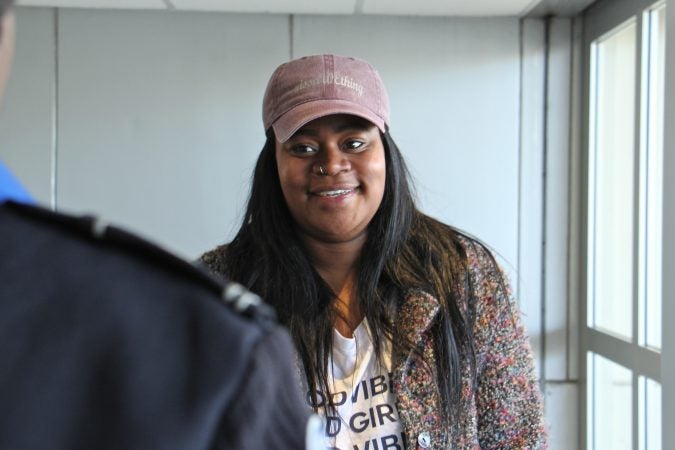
left=316, top=145, right=350, bottom=176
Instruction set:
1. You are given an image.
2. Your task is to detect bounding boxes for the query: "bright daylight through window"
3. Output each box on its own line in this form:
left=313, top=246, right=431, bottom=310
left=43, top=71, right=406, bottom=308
left=586, top=1, right=664, bottom=449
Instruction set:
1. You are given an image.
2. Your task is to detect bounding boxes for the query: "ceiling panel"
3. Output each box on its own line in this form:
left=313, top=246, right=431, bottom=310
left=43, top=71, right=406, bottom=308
left=169, top=0, right=356, bottom=14
left=18, top=0, right=166, bottom=9
left=16, top=0, right=546, bottom=16
left=527, top=0, right=596, bottom=17
left=362, top=0, right=539, bottom=16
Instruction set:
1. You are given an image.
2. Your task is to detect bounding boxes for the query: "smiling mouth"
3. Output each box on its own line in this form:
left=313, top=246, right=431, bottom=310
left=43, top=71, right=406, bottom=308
left=314, top=188, right=355, bottom=197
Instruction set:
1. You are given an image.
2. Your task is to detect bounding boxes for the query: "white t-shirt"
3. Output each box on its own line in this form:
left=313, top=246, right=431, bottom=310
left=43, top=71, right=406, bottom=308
left=321, top=320, right=405, bottom=450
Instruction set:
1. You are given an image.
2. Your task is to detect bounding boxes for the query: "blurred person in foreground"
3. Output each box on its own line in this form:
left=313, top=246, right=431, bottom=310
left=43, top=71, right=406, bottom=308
left=0, top=2, right=317, bottom=448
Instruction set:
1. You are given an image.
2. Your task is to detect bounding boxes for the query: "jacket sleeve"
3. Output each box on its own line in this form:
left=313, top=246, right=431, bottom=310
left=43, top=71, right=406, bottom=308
left=467, top=241, right=548, bottom=449
left=212, top=326, right=311, bottom=450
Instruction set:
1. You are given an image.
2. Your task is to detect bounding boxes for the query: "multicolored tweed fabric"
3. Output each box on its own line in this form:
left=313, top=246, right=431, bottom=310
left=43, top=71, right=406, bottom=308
left=392, top=236, right=548, bottom=449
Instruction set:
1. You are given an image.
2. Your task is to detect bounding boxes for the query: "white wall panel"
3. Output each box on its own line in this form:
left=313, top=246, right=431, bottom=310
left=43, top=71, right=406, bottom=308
left=544, top=17, right=572, bottom=381
left=0, top=7, right=54, bottom=204
left=662, top=0, right=675, bottom=446
left=0, top=4, right=592, bottom=447
left=520, top=18, right=546, bottom=379
left=293, top=15, right=521, bottom=277
left=545, top=382, right=579, bottom=449
left=56, top=10, right=289, bottom=258
left=3, top=10, right=550, bottom=352
left=567, top=16, right=583, bottom=381
left=0, top=4, right=580, bottom=442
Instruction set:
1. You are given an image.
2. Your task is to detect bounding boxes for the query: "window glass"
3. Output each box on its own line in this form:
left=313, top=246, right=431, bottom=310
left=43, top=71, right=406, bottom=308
left=589, top=19, right=637, bottom=340
left=589, top=353, right=633, bottom=449
left=639, top=376, right=661, bottom=450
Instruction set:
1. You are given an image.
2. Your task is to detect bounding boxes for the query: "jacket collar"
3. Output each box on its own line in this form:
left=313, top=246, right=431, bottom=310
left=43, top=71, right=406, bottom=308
left=396, top=289, right=441, bottom=351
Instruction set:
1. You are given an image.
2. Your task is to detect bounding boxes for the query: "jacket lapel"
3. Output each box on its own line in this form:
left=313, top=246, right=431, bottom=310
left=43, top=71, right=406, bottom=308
left=392, top=290, right=447, bottom=449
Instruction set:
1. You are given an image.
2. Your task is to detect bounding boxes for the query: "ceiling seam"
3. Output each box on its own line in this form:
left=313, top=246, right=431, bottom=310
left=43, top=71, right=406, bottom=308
left=354, top=0, right=365, bottom=15
left=288, top=14, right=294, bottom=60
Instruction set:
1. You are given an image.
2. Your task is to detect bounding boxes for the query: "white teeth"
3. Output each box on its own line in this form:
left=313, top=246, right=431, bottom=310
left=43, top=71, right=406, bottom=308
left=316, top=189, right=353, bottom=197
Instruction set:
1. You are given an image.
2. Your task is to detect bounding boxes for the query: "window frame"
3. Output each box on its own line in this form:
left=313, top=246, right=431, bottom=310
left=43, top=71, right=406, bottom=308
left=580, top=0, right=665, bottom=449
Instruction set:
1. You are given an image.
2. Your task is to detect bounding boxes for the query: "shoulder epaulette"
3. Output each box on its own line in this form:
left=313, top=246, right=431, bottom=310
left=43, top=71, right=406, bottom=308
left=3, top=201, right=276, bottom=323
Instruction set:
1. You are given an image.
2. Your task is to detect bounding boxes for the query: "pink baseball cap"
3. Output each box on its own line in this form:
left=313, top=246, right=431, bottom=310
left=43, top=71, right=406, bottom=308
left=262, top=54, right=390, bottom=142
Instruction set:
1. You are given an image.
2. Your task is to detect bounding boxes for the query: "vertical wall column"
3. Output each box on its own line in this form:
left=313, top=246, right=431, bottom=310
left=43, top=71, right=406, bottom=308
left=519, top=17, right=546, bottom=380
left=521, top=15, right=581, bottom=450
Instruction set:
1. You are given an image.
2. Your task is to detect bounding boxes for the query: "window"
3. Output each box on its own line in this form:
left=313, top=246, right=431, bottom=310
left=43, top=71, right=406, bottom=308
left=588, top=16, right=637, bottom=342
left=584, top=1, right=664, bottom=449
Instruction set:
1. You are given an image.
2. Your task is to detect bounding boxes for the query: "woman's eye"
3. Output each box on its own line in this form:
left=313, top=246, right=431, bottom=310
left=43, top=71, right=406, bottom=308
left=290, top=144, right=317, bottom=155
left=344, top=140, right=365, bottom=151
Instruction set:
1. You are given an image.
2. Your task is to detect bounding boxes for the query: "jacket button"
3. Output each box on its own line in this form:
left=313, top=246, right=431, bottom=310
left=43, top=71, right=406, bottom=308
left=418, top=431, right=431, bottom=448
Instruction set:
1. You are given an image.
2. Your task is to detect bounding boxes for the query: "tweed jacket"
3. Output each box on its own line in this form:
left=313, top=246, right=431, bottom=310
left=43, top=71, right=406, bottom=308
left=392, top=237, right=547, bottom=449
left=200, top=235, right=547, bottom=449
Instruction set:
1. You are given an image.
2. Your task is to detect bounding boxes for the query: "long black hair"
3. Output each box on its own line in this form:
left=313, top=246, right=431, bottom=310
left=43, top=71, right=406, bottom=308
left=207, top=129, right=476, bottom=427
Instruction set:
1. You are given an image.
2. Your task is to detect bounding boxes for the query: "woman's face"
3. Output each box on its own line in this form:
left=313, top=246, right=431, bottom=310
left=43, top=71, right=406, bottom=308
left=275, top=114, right=386, bottom=245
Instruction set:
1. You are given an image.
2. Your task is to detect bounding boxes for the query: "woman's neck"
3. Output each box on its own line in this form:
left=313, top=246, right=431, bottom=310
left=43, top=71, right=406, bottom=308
left=301, top=234, right=365, bottom=337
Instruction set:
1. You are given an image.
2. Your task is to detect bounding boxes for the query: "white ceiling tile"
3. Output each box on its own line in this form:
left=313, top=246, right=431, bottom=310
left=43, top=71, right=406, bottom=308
left=169, top=0, right=356, bottom=15
left=16, top=0, right=548, bottom=16
left=362, top=0, right=538, bottom=16
left=17, top=0, right=166, bottom=9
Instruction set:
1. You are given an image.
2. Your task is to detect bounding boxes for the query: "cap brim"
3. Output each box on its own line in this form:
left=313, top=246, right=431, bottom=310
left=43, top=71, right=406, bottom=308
left=272, top=99, right=387, bottom=143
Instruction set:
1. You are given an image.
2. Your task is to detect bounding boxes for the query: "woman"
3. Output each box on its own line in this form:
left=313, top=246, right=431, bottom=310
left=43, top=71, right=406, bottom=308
left=201, top=54, right=547, bottom=449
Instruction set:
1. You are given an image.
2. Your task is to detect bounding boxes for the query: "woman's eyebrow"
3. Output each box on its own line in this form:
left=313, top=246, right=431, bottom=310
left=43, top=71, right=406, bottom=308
left=293, top=127, right=320, bottom=137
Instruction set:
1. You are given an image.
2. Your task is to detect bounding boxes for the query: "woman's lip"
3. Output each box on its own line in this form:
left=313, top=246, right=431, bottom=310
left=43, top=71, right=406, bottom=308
left=310, top=185, right=359, bottom=196
left=313, top=188, right=356, bottom=197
